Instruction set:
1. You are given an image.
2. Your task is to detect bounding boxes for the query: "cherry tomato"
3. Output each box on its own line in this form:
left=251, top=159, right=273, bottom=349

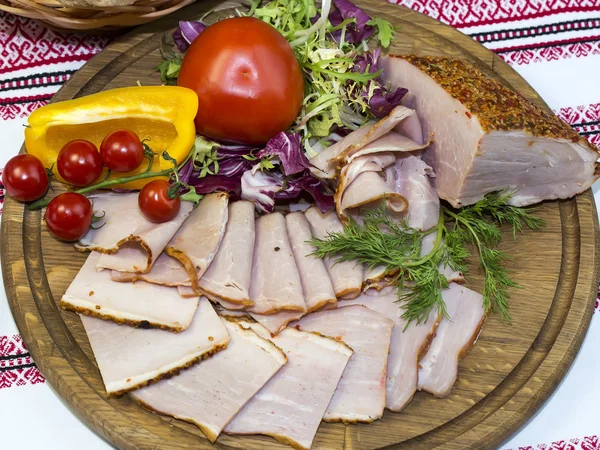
left=178, top=17, right=304, bottom=145
left=100, top=130, right=144, bottom=172
left=57, top=139, right=103, bottom=187
left=138, top=180, right=181, bottom=223
left=45, top=193, right=92, bottom=241
left=2, top=154, right=48, bottom=202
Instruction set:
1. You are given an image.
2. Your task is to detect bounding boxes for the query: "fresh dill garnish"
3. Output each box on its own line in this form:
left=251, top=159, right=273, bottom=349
left=309, top=192, right=544, bottom=326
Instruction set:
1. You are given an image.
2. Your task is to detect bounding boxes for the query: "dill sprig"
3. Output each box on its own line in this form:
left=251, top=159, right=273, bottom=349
left=309, top=192, right=544, bottom=326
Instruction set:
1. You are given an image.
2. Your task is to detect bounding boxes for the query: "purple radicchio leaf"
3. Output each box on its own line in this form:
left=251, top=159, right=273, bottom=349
left=218, top=155, right=254, bottom=178
left=240, top=168, right=284, bottom=213
left=173, top=21, right=206, bottom=53
left=256, top=132, right=311, bottom=176
left=369, top=86, right=408, bottom=118
left=351, top=48, right=381, bottom=75
left=275, top=171, right=334, bottom=213
left=188, top=173, right=243, bottom=198
left=328, top=0, right=375, bottom=44
left=177, top=157, right=195, bottom=184
left=349, top=49, right=408, bottom=119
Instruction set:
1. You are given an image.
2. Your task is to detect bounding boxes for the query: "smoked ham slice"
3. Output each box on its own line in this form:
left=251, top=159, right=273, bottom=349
left=344, top=288, right=441, bottom=412
left=225, top=321, right=352, bottom=450
left=286, top=212, right=337, bottom=312
left=81, top=298, right=229, bottom=396
left=164, top=193, right=229, bottom=293
left=335, top=153, right=405, bottom=221
left=110, top=252, right=189, bottom=286
left=381, top=54, right=600, bottom=207
left=393, top=155, right=439, bottom=231
left=198, top=201, right=255, bottom=307
left=345, top=131, right=429, bottom=163
left=248, top=212, right=306, bottom=315
left=249, top=310, right=303, bottom=335
left=76, top=192, right=193, bottom=273
left=293, top=305, right=393, bottom=423
left=305, top=206, right=363, bottom=299
left=418, top=282, right=486, bottom=397
left=61, top=252, right=199, bottom=331
left=131, top=318, right=286, bottom=443
left=310, top=105, right=414, bottom=178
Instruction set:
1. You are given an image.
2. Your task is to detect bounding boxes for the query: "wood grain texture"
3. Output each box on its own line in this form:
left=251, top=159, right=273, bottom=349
left=1, top=1, right=599, bottom=449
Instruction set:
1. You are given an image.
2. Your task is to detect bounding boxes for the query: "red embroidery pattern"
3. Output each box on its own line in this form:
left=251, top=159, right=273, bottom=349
left=0, top=12, right=107, bottom=72
left=495, top=36, right=600, bottom=65
left=507, top=436, right=600, bottom=450
left=0, top=335, right=45, bottom=389
left=556, top=102, right=600, bottom=125
left=395, top=0, right=600, bottom=28
left=0, top=167, right=4, bottom=216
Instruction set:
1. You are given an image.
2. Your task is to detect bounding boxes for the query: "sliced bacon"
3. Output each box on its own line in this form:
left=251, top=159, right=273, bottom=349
left=165, top=193, right=229, bottom=293
left=81, top=298, right=229, bottom=396
left=418, top=282, right=486, bottom=397
left=61, top=252, right=199, bottom=331
left=248, top=212, right=307, bottom=315
left=225, top=321, right=352, bottom=450
left=76, top=192, right=193, bottom=273
left=293, top=305, right=393, bottom=423
left=343, top=288, right=441, bottom=412
left=286, top=212, right=337, bottom=312
left=130, top=318, right=286, bottom=443
left=305, top=206, right=363, bottom=299
left=110, top=252, right=189, bottom=286
left=198, top=201, right=256, bottom=307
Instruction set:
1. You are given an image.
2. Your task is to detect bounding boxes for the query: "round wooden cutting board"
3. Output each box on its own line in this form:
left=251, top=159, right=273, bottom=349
left=2, top=1, right=599, bottom=449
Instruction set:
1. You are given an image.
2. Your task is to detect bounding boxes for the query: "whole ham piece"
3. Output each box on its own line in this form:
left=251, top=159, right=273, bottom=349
left=198, top=201, right=256, bottom=307
left=225, top=321, right=353, bottom=450
left=305, top=206, right=363, bottom=299
left=248, top=212, right=307, bottom=315
left=61, top=252, right=199, bottom=331
left=75, top=192, right=193, bottom=273
left=381, top=55, right=600, bottom=207
left=418, top=283, right=486, bottom=397
left=81, top=298, right=229, bottom=396
left=293, top=305, right=394, bottom=423
left=131, top=318, right=286, bottom=443
left=344, top=288, right=440, bottom=412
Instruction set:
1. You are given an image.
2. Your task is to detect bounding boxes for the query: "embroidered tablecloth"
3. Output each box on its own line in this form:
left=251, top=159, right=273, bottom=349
left=1, top=1, right=599, bottom=448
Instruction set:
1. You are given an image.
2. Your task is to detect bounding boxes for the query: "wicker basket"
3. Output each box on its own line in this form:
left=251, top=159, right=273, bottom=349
left=0, top=0, right=195, bottom=31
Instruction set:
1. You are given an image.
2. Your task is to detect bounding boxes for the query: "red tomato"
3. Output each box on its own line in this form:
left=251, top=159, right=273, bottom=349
left=57, top=139, right=103, bottom=187
left=2, top=154, right=49, bottom=202
left=45, top=193, right=92, bottom=241
left=100, top=130, right=144, bottom=172
left=178, top=17, right=304, bottom=145
left=138, top=180, right=181, bottom=223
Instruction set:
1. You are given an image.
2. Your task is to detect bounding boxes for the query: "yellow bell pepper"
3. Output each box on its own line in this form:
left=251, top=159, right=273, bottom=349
left=25, top=86, right=198, bottom=189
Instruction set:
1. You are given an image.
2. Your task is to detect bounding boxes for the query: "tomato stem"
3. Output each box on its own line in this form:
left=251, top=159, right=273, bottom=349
left=28, top=149, right=171, bottom=211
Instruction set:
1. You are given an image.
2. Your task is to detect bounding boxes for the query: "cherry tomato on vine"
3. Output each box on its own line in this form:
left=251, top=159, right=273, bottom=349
left=45, top=192, right=93, bottom=241
left=2, top=154, right=49, bottom=202
left=57, top=139, right=103, bottom=187
left=138, top=180, right=181, bottom=223
left=100, top=130, right=144, bottom=172
left=177, top=17, right=304, bottom=145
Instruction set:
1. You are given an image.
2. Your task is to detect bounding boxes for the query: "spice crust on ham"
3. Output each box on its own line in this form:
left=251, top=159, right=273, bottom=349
left=61, top=252, right=200, bottom=332
left=81, top=298, right=229, bottom=396
left=381, top=54, right=599, bottom=207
